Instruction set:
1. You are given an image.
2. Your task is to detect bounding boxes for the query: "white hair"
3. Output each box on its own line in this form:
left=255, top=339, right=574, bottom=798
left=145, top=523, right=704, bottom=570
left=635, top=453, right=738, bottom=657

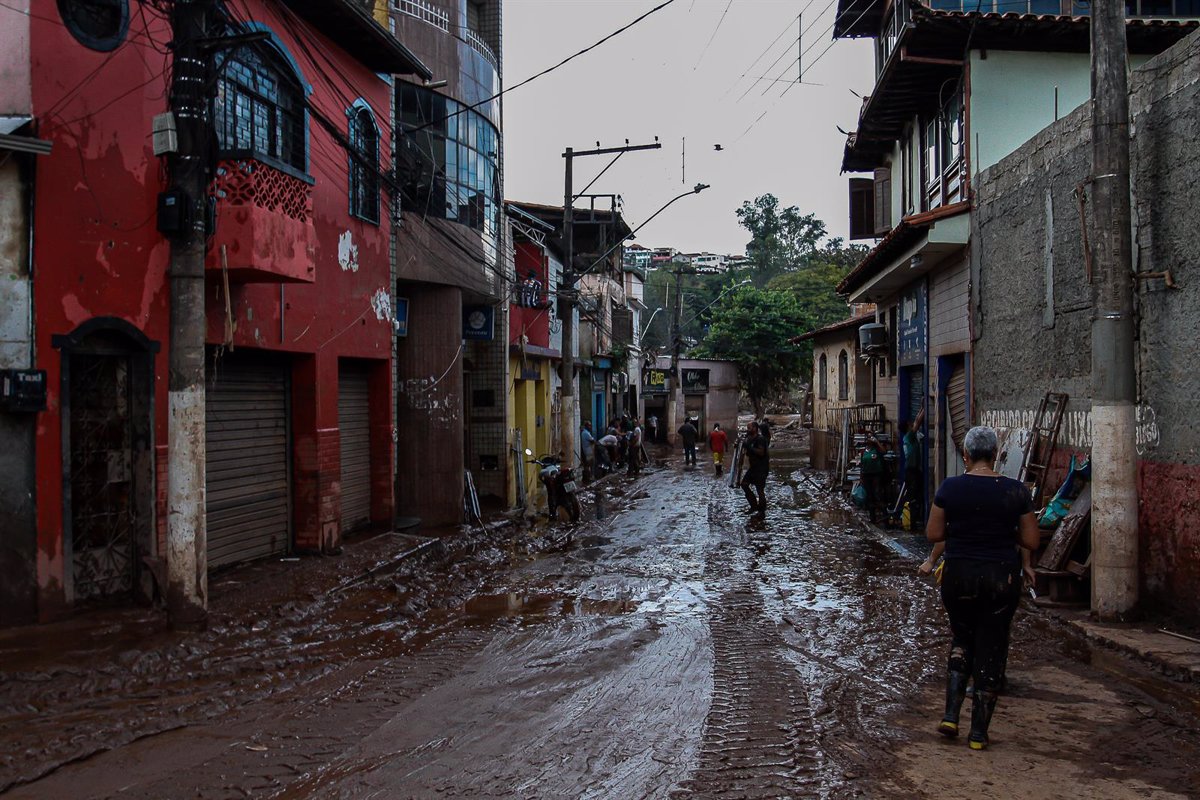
left=963, top=426, right=999, bottom=463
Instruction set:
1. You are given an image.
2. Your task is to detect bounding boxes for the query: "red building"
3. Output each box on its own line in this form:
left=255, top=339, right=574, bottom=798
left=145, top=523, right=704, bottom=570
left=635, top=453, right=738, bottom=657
left=1, top=0, right=429, bottom=623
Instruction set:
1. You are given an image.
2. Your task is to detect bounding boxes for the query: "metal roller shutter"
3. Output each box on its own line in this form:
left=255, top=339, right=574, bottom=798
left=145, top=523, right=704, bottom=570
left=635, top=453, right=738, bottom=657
left=339, top=365, right=372, bottom=533
left=206, top=360, right=290, bottom=569
left=947, top=363, right=968, bottom=454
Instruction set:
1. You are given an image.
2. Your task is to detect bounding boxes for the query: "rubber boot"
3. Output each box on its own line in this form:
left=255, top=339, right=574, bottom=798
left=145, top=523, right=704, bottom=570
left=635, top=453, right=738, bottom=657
left=938, top=670, right=969, bottom=738
left=968, top=690, right=998, bottom=750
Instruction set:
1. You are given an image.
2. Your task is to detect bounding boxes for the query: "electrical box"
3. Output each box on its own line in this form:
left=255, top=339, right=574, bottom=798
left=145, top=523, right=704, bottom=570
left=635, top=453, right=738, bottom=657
left=157, top=188, right=188, bottom=236
left=0, top=369, right=47, bottom=413
left=152, top=112, right=177, bottom=156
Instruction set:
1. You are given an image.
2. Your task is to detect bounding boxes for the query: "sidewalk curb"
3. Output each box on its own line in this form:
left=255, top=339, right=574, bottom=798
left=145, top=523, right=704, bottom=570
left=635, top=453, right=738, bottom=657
left=1063, top=616, right=1200, bottom=683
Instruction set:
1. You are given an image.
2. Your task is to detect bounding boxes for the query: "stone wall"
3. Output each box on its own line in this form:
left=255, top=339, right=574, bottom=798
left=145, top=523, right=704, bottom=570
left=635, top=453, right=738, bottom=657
left=972, top=30, right=1200, bottom=620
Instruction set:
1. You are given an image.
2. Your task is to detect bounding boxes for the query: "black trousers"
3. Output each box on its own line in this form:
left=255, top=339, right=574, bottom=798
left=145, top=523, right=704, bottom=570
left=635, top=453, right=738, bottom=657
left=862, top=473, right=884, bottom=520
left=940, top=558, right=1021, bottom=692
left=741, top=473, right=766, bottom=510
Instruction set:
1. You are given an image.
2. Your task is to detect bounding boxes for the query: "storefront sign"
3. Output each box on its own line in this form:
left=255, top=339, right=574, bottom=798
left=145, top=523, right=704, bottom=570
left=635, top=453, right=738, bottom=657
left=682, top=368, right=709, bottom=394
left=643, top=368, right=669, bottom=394
left=463, top=305, right=494, bottom=340
left=898, top=283, right=926, bottom=366
left=395, top=297, right=409, bottom=337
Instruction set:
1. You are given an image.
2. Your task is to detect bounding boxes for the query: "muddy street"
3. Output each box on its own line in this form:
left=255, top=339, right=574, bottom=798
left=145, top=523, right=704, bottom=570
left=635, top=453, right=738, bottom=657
left=5, top=447, right=1200, bottom=799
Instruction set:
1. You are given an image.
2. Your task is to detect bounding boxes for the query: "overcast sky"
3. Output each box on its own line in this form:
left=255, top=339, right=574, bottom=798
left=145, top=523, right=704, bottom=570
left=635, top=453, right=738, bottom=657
left=502, top=0, right=873, bottom=256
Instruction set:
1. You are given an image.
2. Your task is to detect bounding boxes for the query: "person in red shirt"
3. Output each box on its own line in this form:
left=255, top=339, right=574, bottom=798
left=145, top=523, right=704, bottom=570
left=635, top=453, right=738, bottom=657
left=708, top=423, right=729, bottom=476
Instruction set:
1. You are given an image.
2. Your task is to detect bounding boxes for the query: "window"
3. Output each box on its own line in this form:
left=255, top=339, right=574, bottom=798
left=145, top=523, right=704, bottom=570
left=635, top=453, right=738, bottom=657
left=58, top=0, right=129, bottom=51
left=919, top=89, right=964, bottom=211
left=838, top=350, right=849, bottom=401
left=398, top=83, right=501, bottom=255
left=215, top=44, right=307, bottom=174
left=349, top=107, right=380, bottom=223
left=818, top=354, right=828, bottom=400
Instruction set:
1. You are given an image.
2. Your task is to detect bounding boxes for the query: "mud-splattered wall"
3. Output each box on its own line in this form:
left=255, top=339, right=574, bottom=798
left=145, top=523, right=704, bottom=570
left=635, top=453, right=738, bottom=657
left=972, top=31, right=1200, bottom=621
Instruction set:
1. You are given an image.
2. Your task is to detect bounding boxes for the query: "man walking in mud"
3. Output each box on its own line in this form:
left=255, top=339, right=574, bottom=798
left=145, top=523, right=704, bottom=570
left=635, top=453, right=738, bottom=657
left=708, top=423, right=728, bottom=477
left=740, top=420, right=769, bottom=518
left=678, top=417, right=699, bottom=466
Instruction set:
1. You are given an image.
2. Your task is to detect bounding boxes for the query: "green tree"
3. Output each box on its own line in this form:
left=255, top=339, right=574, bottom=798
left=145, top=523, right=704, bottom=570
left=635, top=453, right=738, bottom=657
left=693, top=285, right=811, bottom=416
left=736, top=194, right=828, bottom=285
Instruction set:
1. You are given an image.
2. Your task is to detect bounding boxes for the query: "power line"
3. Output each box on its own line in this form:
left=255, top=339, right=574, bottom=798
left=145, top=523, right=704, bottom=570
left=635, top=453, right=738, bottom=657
left=408, top=0, right=678, bottom=134
left=692, top=0, right=734, bottom=71
left=717, top=11, right=797, bottom=101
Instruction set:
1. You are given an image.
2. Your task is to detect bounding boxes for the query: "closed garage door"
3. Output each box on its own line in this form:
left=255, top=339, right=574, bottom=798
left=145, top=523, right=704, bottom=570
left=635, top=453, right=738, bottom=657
left=206, top=359, right=290, bottom=569
left=339, top=364, right=371, bottom=533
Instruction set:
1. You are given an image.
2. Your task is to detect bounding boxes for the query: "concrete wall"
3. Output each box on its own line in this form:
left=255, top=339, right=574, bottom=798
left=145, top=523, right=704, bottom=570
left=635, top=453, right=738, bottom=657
left=972, top=31, right=1200, bottom=621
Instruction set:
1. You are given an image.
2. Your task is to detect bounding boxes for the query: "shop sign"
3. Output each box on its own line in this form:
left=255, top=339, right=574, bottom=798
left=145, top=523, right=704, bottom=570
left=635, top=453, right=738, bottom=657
left=898, top=283, right=926, bottom=366
left=682, top=368, right=709, bottom=394
left=463, top=305, right=494, bottom=340
left=395, top=297, right=409, bottom=337
left=643, top=368, right=669, bottom=394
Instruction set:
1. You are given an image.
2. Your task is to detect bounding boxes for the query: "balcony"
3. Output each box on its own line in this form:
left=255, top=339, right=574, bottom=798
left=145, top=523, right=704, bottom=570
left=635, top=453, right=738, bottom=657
left=206, top=159, right=316, bottom=284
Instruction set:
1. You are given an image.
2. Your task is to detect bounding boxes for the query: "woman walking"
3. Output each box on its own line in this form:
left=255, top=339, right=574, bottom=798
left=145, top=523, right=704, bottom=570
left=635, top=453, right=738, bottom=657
left=925, top=426, right=1039, bottom=750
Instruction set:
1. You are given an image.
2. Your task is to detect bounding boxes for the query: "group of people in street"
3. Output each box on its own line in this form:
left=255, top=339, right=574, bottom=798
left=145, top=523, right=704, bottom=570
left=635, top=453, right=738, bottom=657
left=579, top=415, right=647, bottom=481
left=674, top=415, right=773, bottom=520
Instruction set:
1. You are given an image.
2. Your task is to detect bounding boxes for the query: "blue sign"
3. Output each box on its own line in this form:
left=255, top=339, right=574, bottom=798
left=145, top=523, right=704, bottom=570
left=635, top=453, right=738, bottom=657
left=395, top=297, right=409, bottom=338
left=463, top=305, right=494, bottom=341
left=898, top=283, right=926, bottom=366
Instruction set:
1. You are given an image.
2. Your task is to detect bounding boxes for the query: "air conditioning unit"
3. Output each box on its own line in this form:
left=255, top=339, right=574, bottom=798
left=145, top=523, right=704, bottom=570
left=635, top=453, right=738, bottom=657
left=859, top=322, right=888, bottom=357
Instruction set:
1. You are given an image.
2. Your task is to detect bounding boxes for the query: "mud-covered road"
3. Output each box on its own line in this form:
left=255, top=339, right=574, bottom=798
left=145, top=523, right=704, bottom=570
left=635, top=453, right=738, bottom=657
left=4, top=446, right=1200, bottom=798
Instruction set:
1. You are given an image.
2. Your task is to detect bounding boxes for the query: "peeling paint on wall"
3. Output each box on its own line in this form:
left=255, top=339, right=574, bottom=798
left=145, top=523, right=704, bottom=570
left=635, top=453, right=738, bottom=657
left=370, top=287, right=392, bottom=322
left=338, top=230, right=359, bottom=272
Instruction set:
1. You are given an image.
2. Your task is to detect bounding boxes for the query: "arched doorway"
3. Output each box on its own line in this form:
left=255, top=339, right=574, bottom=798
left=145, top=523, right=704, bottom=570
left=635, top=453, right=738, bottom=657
left=54, top=318, right=158, bottom=605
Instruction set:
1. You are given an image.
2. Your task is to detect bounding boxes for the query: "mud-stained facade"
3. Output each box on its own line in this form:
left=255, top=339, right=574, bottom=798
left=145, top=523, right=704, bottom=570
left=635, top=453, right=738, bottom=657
left=7, top=0, right=427, bottom=622
left=390, top=0, right=508, bottom=525
left=973, top=32, right=1200, bottom=622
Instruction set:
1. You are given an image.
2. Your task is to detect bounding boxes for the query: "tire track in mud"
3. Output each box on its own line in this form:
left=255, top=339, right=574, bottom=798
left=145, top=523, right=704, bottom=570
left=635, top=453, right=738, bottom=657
left=671, top=486, right=826, bottom=799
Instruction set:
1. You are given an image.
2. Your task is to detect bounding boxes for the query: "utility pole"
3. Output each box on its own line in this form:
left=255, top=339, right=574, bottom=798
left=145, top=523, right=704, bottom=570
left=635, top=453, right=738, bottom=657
left=1090, top=0, right=1139, bottom=620
left=165, top=0, right=213, bottom=628
left=667, top=268, right=685, bottom=443
left=560, top=140, right=661, bottom=469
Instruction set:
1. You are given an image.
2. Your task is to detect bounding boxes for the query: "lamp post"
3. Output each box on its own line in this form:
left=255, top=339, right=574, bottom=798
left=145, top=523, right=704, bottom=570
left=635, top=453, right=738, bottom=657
left=639, top=306, right=664, bottom=343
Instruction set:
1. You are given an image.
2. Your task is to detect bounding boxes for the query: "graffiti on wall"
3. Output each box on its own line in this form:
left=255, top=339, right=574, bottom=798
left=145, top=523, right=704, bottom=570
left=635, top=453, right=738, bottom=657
left=980, top=405, right=1160, bottom=453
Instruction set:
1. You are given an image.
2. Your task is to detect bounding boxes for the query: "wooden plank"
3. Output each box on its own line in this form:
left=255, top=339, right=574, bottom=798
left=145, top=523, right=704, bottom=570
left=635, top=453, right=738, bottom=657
left=1038, top=484, right=1092, bottom=571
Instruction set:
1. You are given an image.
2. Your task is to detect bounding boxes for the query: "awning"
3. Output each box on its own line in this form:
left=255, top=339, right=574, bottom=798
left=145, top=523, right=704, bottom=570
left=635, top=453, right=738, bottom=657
left=280, top=0, right=432, bottom=79
left=838, top=201, right=969, bottom=303
left=0, top=116, right=51, bottom=155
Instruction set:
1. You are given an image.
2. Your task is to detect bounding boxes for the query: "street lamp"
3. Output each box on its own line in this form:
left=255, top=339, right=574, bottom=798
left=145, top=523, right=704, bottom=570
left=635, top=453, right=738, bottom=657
left=577, top=183, right=711, bottom=277
left=639, top=306, right=665, bottom=341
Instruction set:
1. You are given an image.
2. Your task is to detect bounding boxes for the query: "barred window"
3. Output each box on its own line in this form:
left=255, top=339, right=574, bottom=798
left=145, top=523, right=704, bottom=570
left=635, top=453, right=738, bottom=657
left=349, top=108, right=380, bottom=223
left=215, top=45, right=307, bottom=174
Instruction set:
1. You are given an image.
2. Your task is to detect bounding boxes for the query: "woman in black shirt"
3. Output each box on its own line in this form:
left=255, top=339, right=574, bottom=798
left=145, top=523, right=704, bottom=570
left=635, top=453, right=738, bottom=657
left=926, top=425, right=1039, bottom=750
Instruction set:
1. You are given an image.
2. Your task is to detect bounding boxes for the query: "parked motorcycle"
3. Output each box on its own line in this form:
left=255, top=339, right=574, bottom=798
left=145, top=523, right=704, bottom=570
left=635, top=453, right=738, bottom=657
left=525, top=449, right=582, bottom=523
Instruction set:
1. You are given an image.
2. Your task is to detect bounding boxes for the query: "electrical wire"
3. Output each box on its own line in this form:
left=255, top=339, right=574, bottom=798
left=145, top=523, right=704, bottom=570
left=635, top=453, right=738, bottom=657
left=692, top=0, right=734, bottom=71
left=407, top=0, right=678, bottom=134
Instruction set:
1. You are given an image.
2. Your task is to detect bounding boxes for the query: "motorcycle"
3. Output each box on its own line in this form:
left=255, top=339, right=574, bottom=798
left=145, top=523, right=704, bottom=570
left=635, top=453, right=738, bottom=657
left=526, top=449, right=582, bottom=523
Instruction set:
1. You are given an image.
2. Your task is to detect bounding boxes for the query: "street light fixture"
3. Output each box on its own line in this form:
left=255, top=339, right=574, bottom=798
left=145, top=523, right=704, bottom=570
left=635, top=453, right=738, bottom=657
left=638, top=306, right=665, bottom=341
left=576, top=183, right=711, bottom=277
